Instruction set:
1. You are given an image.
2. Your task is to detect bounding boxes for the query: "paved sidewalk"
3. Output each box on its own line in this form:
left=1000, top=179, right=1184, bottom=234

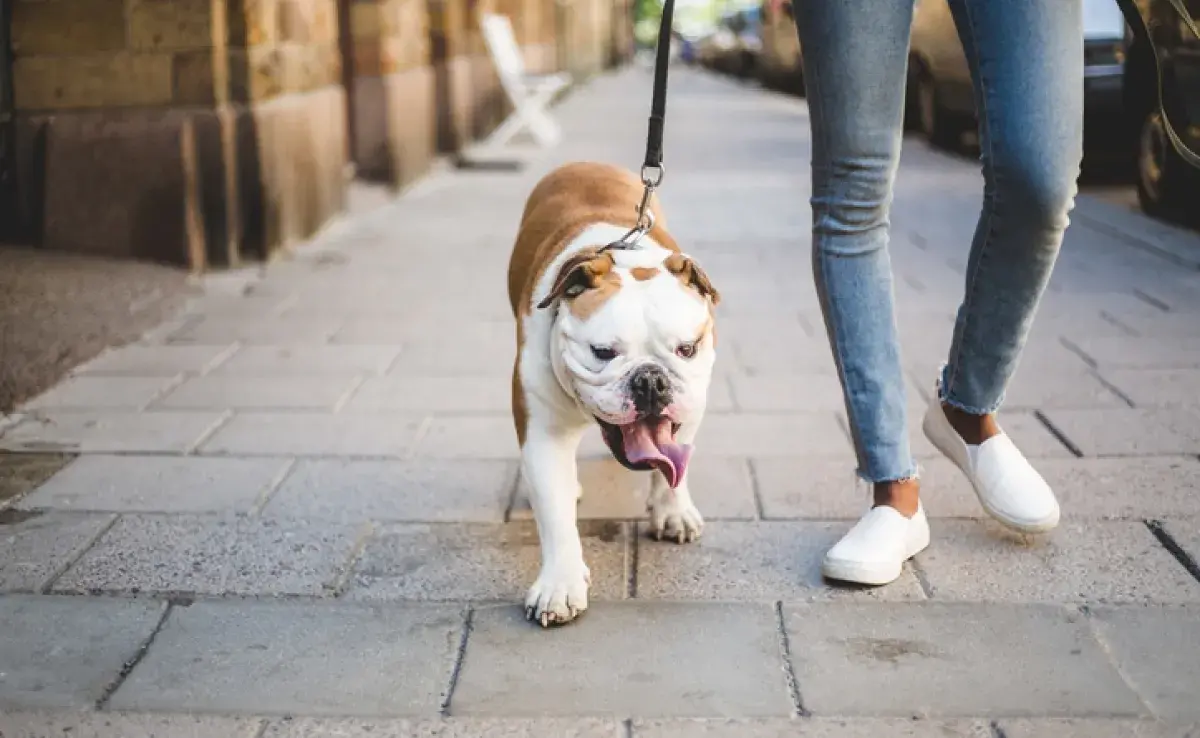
left=3, top=66, right=1200, bottom=737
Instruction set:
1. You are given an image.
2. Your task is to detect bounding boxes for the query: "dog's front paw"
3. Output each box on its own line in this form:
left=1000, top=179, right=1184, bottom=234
left=648, top=494, right=705, bottom=544
left=525, top=562, right=591, bottom=628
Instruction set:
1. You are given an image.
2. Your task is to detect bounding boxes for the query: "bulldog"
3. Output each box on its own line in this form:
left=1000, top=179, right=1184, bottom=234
left=507, top=161, right=721, bottom=627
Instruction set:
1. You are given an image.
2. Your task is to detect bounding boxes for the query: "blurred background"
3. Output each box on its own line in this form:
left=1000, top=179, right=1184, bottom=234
left=678, top=0, right=1200, bottom=224
left=0, top=0, right=1196, bottom=411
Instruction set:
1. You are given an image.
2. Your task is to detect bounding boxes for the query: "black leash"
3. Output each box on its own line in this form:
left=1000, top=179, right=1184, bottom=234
left=1115, top=0, right=1200, bottom=168
left=604, top=0, right=675, bottom=252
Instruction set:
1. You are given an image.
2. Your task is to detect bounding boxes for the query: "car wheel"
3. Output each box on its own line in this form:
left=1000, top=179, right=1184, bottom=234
left=1136, top=109, right=1199, bottom=220
left=917, top=70, right=965, bottom=150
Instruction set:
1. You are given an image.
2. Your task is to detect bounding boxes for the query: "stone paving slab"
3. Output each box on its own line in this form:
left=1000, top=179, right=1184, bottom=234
left=0, top=411, right=227, bottom=454
left=19, top=376, right=182, bottom=411
left=166, top=316, right=345, bottom=345
left=727, top=373, right=928, bottom=414
left=0, top=595, right=164, bottom=710
left=753, top=457, right=981, bottom=520
left=198, top=412, right=424, bottom=457
left=999, top=719, right=1199, bottom=737
left=386, top=336, right=515, bottom=376
left=693, top=413, right=852, bottom=457
left=1035, top=457, right=1200, bottom=519
left=1069, top=337, right=1200, bottom=369
left=345, top=376, right=512, bottom=413
left=916, top=520, right=1200, bottom=604
left=0, top=512, right=114, bottom=592
left=509, top=454, right=758, bottom=522
left=263, top=458, right=516, bottom=523
left=450, top=602, right=794, bottom=717
left=109, top=600, right=463, bottom=716
left=1100, top=369, right=1200, bottom=407
left=347, top=521, right=629, bottom=602
left=413, top=416, right=522, bottom=459
left=782, top=602, right=1145, bottom=717
left=263, top=717, right=622, bottom=737
left=635, top=521, right=925, bottom=601
left=0, top=712, right=263, bottom=738
left=1087, top=605, right=1200, bottom=721
left=997, top=370, right=1129, bottom=410
left=154, top=375, right=360, bottom=411
left=52, top=514, right=363, bottom=597
left=72, top=344, right=237, bottom=376
left=19, top=455, right=291, bottom=513
left=210, top=345, right=402, bottom=376
left=1040, top=408, right=1200, bottom=456
left=632, top=718, right=992, bottom=737
left=1161, top=519, right=1200, bottom=569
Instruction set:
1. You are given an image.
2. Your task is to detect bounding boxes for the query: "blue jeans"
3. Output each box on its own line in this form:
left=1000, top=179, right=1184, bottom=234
left=795, top=0, right=1083, bottom=483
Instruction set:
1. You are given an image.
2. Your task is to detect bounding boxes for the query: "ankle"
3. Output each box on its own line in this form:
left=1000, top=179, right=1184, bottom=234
left=873, top=478, right=921, bottom=518
left=941, top=402, right=1002, bottom=445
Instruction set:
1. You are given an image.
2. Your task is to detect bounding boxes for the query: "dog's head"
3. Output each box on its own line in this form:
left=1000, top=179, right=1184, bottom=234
left=538, top=244, right=720, bottom=488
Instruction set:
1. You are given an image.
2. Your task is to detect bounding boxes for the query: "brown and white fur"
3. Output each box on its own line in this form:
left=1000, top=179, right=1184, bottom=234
left=508, top=161, right=721, bottom=627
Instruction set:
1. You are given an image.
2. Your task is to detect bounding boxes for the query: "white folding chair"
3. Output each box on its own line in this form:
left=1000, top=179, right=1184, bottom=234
left=479, top=12, right=571, bottom=149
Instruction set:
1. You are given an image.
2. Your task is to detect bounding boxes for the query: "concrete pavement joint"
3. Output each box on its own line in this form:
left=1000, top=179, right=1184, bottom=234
left=404, top=416, right=436, bottom=460
left=1090, top=371, right=1138, bottom=409
left=330, top=375, right=368, bottom=413
left=1074, top=212, right=1200, bottom=271
left=440, top=605, right=475, bottom=716
left=329, top=521, right=376, bottom=597
left=746, top=457, right=766, bottom=521
left=249, top=458, right=298, bottom=516
left=37, top=513, right=119, bottom=594
left=908, top=558, right=936, bottom=600
left=1133, top=288, right=1172, bottom=312
left=1032, top=410, right=1084, bottom=458
left=1146, top=520, right=1200, bottom=585
left=198, top=342, right=243, bottom=375
left=137, top=372, right=189, bottom=411
left=1097, top=310, right=1142, bottom=337
left=1058, top=337, right=1099, bottom=368
left=187, top=409, right=235, bottom=455
left=1078, top=602, right=1157, bottom=718
left=94, top=599, right=172, bottom=710
left=774, top=601, right=808, bottom=717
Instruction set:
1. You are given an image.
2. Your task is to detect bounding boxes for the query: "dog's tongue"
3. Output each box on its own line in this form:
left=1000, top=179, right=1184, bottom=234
left=620, top=417, right=692, bottom=488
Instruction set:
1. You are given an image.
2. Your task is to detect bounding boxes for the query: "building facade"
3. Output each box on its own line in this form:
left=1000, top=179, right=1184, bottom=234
left=0, top=0, right=633, bottom=270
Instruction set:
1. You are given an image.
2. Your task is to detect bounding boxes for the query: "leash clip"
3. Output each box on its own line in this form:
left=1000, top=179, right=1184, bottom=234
left=601, top=164, right=664, bottom=253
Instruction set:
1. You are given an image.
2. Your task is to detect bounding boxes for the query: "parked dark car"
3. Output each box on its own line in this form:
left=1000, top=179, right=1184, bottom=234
left=699, top=7, right=763, bottom=78
left=905, top=0, right=1129, bottom=149
left=1122, top=0, right=1200, bottom=220
left=757, top=0, right=805, bottom=95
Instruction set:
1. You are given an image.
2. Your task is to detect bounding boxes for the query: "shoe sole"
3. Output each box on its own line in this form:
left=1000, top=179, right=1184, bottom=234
left=821, top=527, right=931, bottom=587
left=921, top=407, right=1060, bottom=534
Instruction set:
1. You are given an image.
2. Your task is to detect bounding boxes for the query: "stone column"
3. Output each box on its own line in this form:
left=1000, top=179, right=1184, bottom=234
left=8, top=0, right=348, bottom=269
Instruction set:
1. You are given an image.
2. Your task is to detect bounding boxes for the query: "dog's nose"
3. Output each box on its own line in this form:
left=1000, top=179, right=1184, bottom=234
left=629, top=364, right=672, bottom=416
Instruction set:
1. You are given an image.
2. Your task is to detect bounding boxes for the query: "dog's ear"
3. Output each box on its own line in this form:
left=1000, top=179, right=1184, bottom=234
left=665, top=254, right=720, bottom=306
left=537, top=249, right=615, bottom=309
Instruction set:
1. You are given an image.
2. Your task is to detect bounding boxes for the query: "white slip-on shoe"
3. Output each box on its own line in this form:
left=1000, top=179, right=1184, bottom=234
left=922, top=395, right=1060, bottom=533
left=821, top=502, right=930, bottom=586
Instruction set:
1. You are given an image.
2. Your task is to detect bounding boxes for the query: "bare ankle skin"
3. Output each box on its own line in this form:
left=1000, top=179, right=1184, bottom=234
left=873, top=478, right=920, bottom=518
left=942, top=402, right=1002, bottom=445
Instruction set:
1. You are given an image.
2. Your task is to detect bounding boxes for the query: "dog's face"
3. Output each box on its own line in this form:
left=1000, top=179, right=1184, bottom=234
left=538, top=244, right=720, bottom=488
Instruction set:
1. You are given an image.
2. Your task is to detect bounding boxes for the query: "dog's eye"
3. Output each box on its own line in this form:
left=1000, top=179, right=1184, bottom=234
left=676, top=341, right=698, bottom=359
left=591, top=345, right=618, bottom=361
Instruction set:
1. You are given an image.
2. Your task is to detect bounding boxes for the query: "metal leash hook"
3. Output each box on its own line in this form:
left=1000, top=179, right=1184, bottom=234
left=602, top=164, right=664, bottom=252
left=600, top=0, right=674, bottom=254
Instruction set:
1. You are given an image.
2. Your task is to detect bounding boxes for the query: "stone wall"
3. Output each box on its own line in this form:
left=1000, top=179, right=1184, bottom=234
left=7, top=0, right=350, bottom=268
left=3, top=0, right=632, bottom=270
